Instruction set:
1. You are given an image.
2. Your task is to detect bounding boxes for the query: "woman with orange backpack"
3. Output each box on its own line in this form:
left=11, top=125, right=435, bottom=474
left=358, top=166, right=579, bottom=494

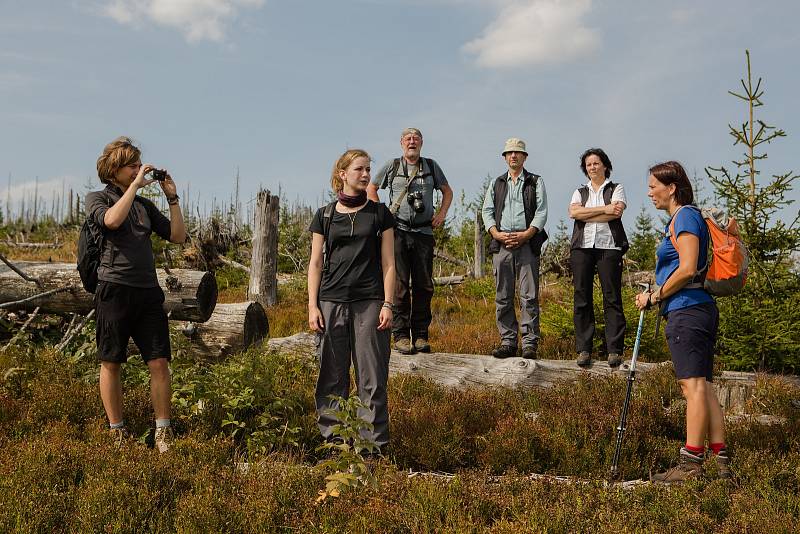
left=635, top=161, right=731, bottom=484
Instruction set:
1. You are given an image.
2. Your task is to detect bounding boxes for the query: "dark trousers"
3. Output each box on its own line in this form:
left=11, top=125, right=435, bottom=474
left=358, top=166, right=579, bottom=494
left=316, top=300, right=391, bottom=448
left=570, top=248, right=626, bottom=354
left=392, top=229, right=434, bottom=341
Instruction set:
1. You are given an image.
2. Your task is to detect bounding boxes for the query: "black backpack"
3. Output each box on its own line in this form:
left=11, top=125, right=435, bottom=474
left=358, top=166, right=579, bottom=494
left=76, top=196, right=109, bottom=293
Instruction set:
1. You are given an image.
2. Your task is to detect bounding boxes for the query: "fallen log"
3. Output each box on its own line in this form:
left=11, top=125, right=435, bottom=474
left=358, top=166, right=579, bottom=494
left=0, top=261, right=217, bottom=322
left=434, top=275, right=465, bottom=286
left=182, top=301, right=268, bottom=359
left=267, top=333, right=800, bottom=413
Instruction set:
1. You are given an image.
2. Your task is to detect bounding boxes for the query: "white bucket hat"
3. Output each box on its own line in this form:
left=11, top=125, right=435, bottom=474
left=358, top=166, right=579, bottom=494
left=502, top=138, right=528, bottom=156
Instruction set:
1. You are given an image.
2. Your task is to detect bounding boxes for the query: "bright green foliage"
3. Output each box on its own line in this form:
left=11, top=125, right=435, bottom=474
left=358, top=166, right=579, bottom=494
left=628, top=206, right=660, bottom=271
left=705, top=50, right=800, bottom=371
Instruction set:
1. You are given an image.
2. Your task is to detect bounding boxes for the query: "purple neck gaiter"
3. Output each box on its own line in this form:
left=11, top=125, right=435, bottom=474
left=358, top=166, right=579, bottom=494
left=337, top=190, right=367, bottom=208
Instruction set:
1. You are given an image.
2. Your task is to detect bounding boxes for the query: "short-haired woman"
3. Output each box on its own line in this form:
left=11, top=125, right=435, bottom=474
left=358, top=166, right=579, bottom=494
left=635, top=161, right=730, bottom=483
left=86, top=136, right=186, bottom=453
left=308, top=149, right=396, bottom=454
left=569, top=148, right=628, bottom=367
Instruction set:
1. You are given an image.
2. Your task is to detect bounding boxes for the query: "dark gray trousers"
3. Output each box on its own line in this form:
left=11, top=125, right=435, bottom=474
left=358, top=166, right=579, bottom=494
left=492, top=245, right=541, bottom=348
left=316, top=299, right=391, bottom=448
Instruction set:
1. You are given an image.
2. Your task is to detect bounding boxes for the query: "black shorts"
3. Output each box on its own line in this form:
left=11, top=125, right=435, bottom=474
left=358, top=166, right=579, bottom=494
left=95, top=281, right=171, bottom=364
left=664, top=302, right=719, bottom=381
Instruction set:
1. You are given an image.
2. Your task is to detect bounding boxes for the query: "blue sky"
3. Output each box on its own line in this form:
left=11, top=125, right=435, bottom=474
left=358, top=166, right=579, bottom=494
left=1, top=0, right=798, bottom=229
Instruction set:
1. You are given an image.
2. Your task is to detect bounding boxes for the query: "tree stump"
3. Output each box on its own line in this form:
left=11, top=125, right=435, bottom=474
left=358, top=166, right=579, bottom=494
left=248, top=190, right=279, bottom=307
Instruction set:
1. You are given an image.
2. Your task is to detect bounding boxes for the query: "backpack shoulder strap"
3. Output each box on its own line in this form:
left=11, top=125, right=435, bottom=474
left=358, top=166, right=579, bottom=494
left=322, top=201, right=337, bottom=272
left=668, top=205, right=707, bottom=286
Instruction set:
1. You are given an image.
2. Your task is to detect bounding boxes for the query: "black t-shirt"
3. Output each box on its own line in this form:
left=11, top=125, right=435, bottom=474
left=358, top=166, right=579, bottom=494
left=309, top=200, right=395, bottom=303
left=85, top=185, right=172, bottom=288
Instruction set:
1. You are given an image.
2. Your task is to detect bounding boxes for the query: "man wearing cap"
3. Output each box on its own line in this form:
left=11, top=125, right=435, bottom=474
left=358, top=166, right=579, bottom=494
left=481, top=138, right=548, bottom=359
left=368, top=128, right=453, bottom=354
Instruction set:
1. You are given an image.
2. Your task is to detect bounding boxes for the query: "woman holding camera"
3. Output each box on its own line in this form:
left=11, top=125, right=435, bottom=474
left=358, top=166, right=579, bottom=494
left=86, top=136, right=186, bottom=453
left=635, top=161, right=730, bottom=483
left=308, top=149, right=396, bottom=455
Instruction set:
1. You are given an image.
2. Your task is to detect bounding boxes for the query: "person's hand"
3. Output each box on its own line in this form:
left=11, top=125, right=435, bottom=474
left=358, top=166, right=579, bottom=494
left=159, top=171, right=177, bottom=198
left=132, top=164, right=156, bottom=190
left=605, top=202, right=624, bottom=217
left=634, top=292, right=651, bottom=311
left=308, top=306, right=325, bottom=332
left=492, top=229, right=512, bottom=245
left=431, top=210, right=447, bottom=228
left=377, top=305, right=392, bottom=330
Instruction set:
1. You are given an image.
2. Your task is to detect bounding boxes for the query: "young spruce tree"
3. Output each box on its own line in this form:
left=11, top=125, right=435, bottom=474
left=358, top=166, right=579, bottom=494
left=705, top=50, right=800, bottom=371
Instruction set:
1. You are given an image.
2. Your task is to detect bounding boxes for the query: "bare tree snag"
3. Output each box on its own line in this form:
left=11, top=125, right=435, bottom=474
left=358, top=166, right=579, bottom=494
left=182, top=301, right=268, bottom=359
left=248, top=189, right=279, bottom=307
left=474, top=209, right=485, bottom=278
left=0, top=261, right=217, bottom=322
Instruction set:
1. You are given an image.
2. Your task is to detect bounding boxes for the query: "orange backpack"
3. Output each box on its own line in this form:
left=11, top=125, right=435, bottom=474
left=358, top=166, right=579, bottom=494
left=668, top=206, right=748, bottom=296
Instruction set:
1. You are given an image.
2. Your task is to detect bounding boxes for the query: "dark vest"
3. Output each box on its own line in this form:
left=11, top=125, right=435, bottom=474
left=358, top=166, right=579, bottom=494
left=488, top=170, right=548, bottom=255
left=570, top=182, right=629, bottom=254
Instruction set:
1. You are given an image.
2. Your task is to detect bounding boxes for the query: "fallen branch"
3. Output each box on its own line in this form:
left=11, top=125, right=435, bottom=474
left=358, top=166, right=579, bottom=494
left=56, top=309, right=95, bottom=351
left=434, top=249, right=471, bottom=270
left=218, top=255, right=250, bottom=274
left=0, top=286, right=74, bottom=309
left=433, top=275, right=465, bottom=286
left=0, top=252, right=43, bottom=288
left=3, top=240, right=60, bottom=249
left=2, top=306, right=41, bottom=350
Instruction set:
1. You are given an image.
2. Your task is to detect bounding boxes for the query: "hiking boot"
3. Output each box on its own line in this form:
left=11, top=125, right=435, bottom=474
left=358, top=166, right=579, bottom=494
left=576, top=351, right=592, bottom=367
left=651, top=447, right=704, bottom=484
left=607, top=353, right=623, bottom=367
left=710, top=447, right=734, bottom=481
left=155, top=426, right=174, bottom=454
left=521, top=346, right=538, bottom=360
left=394, top=338, right=416, bottom=354
left=492, top=345, right=517, bottom=359
left=109, top=426, right=132, bottom=448
left=413, top=338, right=431, bottom=353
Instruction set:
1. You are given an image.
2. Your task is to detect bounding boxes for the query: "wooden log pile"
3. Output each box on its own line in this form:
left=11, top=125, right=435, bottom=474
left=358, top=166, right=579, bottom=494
left=182, top=301, right=269, bottom=359
left=0, top=261, right=218, bottom=322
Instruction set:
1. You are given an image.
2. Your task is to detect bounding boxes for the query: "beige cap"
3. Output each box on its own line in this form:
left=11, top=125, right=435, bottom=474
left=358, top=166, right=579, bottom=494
left=502, top=138, right=527, bottom=155
left=401, top=127, right=423, bottom=139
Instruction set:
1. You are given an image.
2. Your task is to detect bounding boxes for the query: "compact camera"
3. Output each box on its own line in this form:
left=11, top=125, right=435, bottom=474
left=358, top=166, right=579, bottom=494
left=407, top=190, right=425, bottom=213
left=149, top=169, right=168, bottom=181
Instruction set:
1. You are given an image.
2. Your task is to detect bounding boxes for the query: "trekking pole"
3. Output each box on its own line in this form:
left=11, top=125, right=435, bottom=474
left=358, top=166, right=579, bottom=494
left=610, top=282, right=649, bottom=480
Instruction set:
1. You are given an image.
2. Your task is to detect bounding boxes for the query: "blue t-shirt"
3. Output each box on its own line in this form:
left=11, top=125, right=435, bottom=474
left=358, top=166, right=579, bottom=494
left=655, top=206, right=713, bottom=314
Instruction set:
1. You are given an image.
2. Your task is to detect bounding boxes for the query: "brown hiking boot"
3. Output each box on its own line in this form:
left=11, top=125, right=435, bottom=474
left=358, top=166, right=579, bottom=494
left=576, top=351, right=591, bottom=367
left=710, top=447, right=734, bottom=481
left=413, top=338, right=431, bottom=353
left=521, top=346, right=538, bottom=360
left=607, top=353, right=623, bottom=367
left=651, top=447, right=704, bottom=484
left=492, top=345, right=517, bottom=359
left=394, top=338, right=416, bottom=354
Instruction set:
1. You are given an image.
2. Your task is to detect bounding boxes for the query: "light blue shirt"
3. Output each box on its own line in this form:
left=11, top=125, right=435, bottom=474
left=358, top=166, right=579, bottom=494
left=482, top=170, right=548, bottom=232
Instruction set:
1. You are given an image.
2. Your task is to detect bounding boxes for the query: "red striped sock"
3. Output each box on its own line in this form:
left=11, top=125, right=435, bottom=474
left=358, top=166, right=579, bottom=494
left=709, top=442, right=726, bottom=455
left=685, top=444, right=705, bottom=455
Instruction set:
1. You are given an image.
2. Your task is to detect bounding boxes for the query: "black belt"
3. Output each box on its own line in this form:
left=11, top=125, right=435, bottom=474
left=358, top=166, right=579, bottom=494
left=396, top=217, right=432, bottom=229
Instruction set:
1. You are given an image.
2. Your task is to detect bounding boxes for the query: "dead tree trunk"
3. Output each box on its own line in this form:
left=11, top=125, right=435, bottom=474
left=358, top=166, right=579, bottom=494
left=474, top=209, right=485, bottom=278
left=183, top=301, right=269, bottom=359
left=248, top=189, right=279, bottom=307
left=0, top=261, right=218, bottom=322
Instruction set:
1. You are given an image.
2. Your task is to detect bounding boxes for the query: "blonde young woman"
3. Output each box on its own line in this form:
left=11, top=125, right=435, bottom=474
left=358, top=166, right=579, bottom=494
left=308, top=149, right=396, bottom=454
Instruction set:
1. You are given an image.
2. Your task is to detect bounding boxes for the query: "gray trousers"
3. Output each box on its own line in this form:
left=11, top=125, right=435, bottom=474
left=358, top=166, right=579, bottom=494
left=316, top=299, right=391, bottom=448
left=492, top=245, right=541, bottom=348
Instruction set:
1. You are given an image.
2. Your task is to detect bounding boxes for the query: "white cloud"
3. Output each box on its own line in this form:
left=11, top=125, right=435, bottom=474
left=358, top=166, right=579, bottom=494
left=101, top=0, right=265, bottom=43
left=463, top=0, right=600, bottom=68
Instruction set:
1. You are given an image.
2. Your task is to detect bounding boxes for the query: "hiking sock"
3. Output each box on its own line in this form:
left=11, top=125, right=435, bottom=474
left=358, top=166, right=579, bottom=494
left=156, top=419, right=171, bottom=429
left=684, top=444, right=705, bottom=456
left=709, top=442, right=726, bottom=455
left=110, top=420, right=125, bottom=430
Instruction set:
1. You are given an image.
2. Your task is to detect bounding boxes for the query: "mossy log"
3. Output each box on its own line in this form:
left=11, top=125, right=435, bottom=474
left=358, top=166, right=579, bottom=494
left=0, top=261, right=217, bottom=322
left=267, top=332, right=800, bottom=413
left=182, top=301, right=268, bottom=359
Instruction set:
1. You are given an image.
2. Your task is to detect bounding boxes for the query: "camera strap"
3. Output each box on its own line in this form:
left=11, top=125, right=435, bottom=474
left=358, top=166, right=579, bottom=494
left=388, top=159, right=419, bottom=216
